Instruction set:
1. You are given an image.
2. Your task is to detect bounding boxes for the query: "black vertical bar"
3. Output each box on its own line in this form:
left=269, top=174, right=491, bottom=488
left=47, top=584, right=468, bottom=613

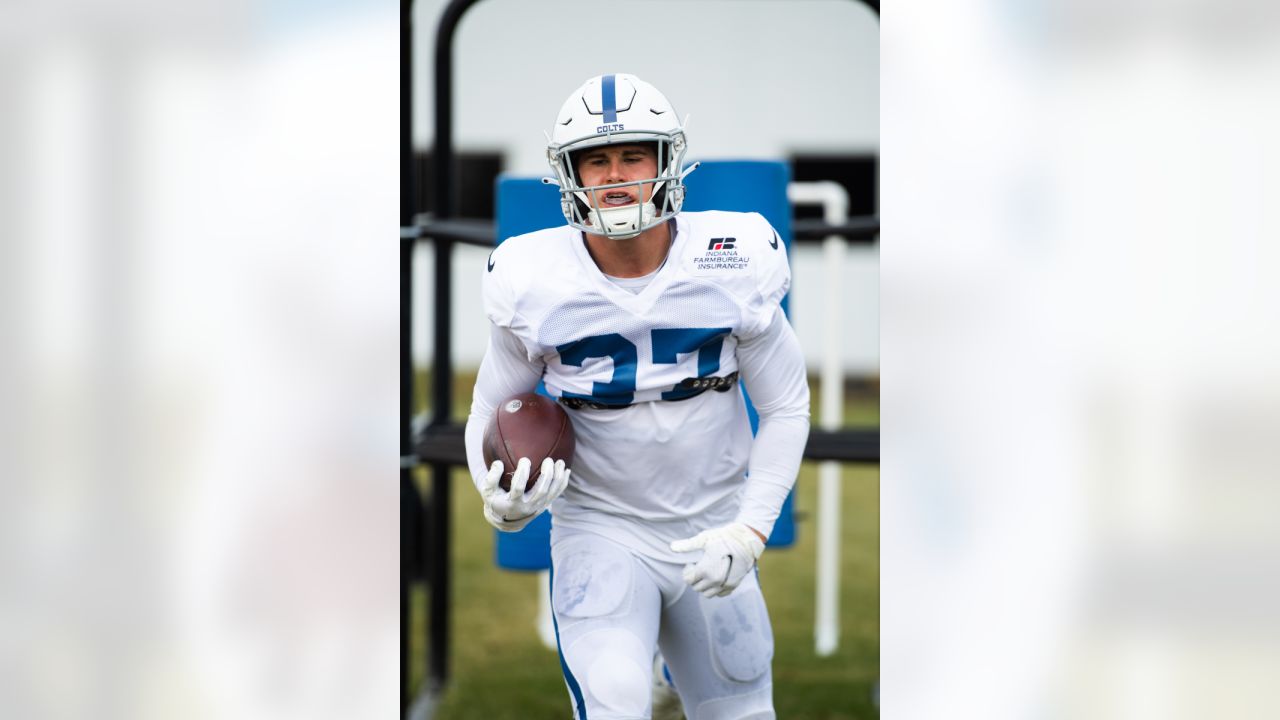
left=428, top=0, right=484, bottom=693
left=400, top=0, right=416, bottom=713
left=432, top=0, right=481, bottom=420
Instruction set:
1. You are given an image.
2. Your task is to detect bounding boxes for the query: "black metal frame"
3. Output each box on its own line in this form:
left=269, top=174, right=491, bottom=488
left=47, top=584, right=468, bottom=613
left=399, top=0, right=416, bottom=712
left=402, top=0, right=880, bottom=714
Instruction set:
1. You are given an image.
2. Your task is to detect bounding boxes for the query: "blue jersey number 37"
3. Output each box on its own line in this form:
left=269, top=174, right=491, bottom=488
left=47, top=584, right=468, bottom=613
left=556, top=327, right=731, bottom=406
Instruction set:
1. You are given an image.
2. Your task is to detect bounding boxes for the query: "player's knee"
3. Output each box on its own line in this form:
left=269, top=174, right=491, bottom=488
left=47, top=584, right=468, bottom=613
left=585, top=650, right=650, bottom=718
left=559, top=627, right=653, bottom=719
left=569, top=629, right=651, bottom=719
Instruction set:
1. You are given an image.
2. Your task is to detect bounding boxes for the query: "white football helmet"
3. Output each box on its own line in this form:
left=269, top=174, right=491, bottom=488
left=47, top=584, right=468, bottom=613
left=546, top=74, right=696, bottom=240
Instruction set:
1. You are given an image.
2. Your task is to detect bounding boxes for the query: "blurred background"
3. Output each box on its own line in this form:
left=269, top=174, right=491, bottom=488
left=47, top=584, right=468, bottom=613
left=882, top=2, right=1280, bottom=719
left=4, top=0, right=1280, bottom=719
left=2, top=1, right=400, bottom=719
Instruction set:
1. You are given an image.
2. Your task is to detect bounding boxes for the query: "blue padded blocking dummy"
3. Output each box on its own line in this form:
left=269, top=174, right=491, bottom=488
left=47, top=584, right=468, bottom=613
left=492, top=160, right=796, bottom=571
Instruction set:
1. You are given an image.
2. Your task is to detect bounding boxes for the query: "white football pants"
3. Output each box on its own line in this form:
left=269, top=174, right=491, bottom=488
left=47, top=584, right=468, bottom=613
left=550, top=527, right=775, bottom=720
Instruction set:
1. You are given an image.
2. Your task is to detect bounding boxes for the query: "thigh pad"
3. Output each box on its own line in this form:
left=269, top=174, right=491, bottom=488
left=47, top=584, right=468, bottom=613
left=705, top=581, right=774, bottom=684
left=552, top=534, right=636, bottom=620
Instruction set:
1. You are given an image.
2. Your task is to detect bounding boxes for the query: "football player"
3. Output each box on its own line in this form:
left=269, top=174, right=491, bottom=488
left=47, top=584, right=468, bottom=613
left=465, top=74, right=810, bottom=720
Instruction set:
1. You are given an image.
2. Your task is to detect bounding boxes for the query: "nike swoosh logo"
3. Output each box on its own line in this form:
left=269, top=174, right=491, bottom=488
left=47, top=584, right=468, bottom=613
left=649, top=108, right=666, bottom=115
left=723, top=556, right=734, bottom=584
left=769, top=231, right=779, bottom=250
left=487, top=252, right=496, bottom=272
left=560, top=117, right=572, bottom=125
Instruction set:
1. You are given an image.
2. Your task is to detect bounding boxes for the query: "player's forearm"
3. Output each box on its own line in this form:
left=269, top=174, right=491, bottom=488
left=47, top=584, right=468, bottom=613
left=735, top=307, right=811, bottom=540
left=737, top=413, right=810, bottom=539
left=463, top=415, right=491, bottom=491
left=465, top=324, right=545, bottom=490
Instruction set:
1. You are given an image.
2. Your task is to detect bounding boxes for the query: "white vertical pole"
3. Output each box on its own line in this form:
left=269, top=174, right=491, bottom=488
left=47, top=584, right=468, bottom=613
left=815, top=229, right=846, bottom=657
left=787, top=181, right=849, bottom=657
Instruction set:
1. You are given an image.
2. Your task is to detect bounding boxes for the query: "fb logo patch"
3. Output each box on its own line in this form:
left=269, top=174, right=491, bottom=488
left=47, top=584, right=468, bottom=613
left=693, top=237, right=749, bottom=272
left=504, top=400, right=523, bottom=413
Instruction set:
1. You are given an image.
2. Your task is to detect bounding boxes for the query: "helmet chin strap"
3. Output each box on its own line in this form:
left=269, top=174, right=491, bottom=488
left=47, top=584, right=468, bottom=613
left=586, top=201, right=657, bottom=240
left=576, top=177, right=666, bottom=239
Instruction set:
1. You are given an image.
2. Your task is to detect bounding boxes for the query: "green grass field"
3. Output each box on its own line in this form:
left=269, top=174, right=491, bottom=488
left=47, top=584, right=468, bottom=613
left=410, top=371, right=878, bottom=718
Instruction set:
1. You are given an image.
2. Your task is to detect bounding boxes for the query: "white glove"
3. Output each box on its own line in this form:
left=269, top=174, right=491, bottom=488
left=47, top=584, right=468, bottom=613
left=479, top=457, right=570, bottom=532
left=669, top=522, right=766, bottom=598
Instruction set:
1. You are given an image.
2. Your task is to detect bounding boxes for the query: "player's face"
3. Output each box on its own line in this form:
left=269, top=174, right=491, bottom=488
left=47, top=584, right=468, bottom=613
left=574, top=144, right=659, bottom=209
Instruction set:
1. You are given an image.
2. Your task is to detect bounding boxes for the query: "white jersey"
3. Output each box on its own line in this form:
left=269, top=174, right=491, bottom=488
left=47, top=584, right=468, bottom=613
left=472, top=210, right=808, bottom=556
left=484, top=210, right=788, bottom=404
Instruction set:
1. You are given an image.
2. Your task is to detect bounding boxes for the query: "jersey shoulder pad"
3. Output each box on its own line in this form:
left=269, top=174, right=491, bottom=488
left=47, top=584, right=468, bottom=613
left=678, top=211, right=790, bottom=336
left=742, top=211, right=790, bottom=302
left=482, top=225, right=576, bottom=328
left=678, top=210, right=789, bottom=320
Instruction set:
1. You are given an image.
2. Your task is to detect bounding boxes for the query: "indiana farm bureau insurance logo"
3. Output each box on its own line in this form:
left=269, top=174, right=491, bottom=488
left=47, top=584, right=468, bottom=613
left=693, top=237, right=749, bottom=271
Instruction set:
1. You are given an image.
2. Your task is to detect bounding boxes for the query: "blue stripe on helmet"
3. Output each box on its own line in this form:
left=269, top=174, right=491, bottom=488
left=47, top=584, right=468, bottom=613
left=602, top=74, right=617, bottom=123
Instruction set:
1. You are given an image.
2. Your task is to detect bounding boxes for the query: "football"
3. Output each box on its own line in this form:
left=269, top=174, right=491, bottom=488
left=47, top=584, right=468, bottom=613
left=483, top=392, right=576, bottom=492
